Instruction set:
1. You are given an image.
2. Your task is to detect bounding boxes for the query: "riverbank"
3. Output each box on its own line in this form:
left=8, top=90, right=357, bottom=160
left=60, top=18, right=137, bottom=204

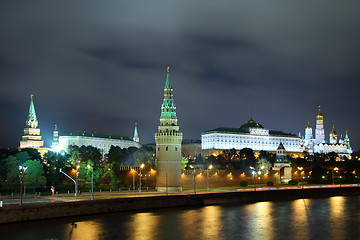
left=1, top=186, right=359, bottom=224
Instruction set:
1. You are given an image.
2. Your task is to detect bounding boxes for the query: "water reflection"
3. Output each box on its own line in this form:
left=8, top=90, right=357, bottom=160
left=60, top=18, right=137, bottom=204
left=127, top=212, right=160, bottom=240
left=1, top=196, right=360, bottom=240
left=66, top=220, right=103, bottom=240
left=291, top=199, right=310, bottom=240
left=246, top=201, right=274, bottom=240
left=201, top=206, right=223, bottom=239
left=329, top=196, right=346, bottom=240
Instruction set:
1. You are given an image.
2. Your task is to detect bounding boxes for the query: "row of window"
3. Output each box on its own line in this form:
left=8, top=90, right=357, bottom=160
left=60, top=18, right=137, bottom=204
left=158, top=146, right=178, bottom=151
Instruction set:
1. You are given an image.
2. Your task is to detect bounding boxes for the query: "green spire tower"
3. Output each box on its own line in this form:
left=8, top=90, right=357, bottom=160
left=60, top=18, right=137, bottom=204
left=133, top=122, right=139, bottom=143
left=20, top=94, right=47, bottom=155
left=155, top=66, right=183, bottom=192
left=26, top=94, right=38, bottom=128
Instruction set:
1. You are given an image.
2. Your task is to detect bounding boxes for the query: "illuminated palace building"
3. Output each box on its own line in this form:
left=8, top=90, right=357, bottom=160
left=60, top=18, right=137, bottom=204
left=202, top=118, right=301, bottom=154
left=57, top=123, right=141, bottom=154
left=300, top=106, right=352, bottom=157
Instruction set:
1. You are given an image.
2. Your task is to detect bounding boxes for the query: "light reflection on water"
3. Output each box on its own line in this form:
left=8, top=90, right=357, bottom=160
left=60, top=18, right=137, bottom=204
left=1, top=196, right=360, bottom=240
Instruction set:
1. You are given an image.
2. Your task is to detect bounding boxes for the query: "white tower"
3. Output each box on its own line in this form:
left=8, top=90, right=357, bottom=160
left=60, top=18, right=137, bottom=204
left=305, top=121, right=313, bottom=140
left=315, top=106, right=325, bottom=144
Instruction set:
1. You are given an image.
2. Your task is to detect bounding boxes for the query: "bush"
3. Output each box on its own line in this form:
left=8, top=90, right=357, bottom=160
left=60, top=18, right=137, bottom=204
left=288, top=180, right=298, bottom=185
left=239, top=180, right=248, bottom=187
left=267, top=181, right=274, bottom=186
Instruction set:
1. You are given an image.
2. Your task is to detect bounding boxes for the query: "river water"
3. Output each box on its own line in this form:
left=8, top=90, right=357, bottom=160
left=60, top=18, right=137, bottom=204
left=1, top=196, right=360, bottom=240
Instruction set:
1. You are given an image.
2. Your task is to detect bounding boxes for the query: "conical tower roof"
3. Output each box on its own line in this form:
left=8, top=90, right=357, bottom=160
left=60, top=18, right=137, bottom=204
left=26, top=94, right=38, bottom=128
left=134, top=122, right=139, bottom=139
left=277, top=142, right=286, bottom=150
left=160, top=66, right=177, bottom=119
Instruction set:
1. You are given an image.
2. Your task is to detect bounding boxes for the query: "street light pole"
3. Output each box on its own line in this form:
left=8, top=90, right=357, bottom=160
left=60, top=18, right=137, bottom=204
left=297, top=167, right=303, bottom=188
left=131, top=169, right=135, bottom=192
left=87, top=165, right=94, bottom=200
left=139, top=164, right=145, bottom=194
left=334, top=167, right=339, bottom=187
left=250, top=166, right=256, bottom=191
left=207, top=165, right=213, bottom=192
left=59, top=168, right=77, bottom=200
left=18, top=166, right=27, bottom=206
left=190, top=165, right=196, bottom=194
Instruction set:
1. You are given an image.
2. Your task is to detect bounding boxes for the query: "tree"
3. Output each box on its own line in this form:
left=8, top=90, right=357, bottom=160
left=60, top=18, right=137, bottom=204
left=78, top=160, right=101, bottom=185
left=133, top=146, right=155, bottom=167
left=181, top=156, right=189, bottom=170
left=23, top=160, right=46, bottom=190
left=103, top=162, right=121, bottom=188
left=44, top=151, right=71, bottom=186
left=256, top=158, right=272, bottom=172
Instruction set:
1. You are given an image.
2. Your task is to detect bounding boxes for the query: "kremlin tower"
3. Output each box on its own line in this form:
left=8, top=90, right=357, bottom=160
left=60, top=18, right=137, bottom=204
left=20, top=94, right=47, bottom=155
left=155, top=67, right=183, bottom=192
left=133, top=122, right=139, bottom=143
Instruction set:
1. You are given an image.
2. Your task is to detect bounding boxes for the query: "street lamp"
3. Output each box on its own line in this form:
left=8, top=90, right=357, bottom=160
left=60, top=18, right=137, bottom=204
left=250, top=166, right=256, bottom=191
left=297, top=167, right=303, bottom=188
left=332, top=167, right=338, bottom=186
left=87, top=165, right=94, bottom=200
left=139, top=164, right=145, bottom=193
left=131, top=168, right=135, bottom=192
left=59, top=168, right=77, bottom=200
left=207, top=165, right=213, bottom=192
left=190, top=165, right=196, bottom=194
left=18, top=166, right=27, bottom=206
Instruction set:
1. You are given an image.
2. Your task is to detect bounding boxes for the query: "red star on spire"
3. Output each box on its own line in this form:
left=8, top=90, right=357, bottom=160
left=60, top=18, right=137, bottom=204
left=30, top=94, right=33, bottom=98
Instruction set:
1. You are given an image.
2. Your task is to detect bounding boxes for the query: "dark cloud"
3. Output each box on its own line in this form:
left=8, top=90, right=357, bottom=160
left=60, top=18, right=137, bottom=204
left=0, top=1, right=360, bottom=150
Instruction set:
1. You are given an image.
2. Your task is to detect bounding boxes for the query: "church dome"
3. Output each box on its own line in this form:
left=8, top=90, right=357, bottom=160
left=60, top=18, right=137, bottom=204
left=316, top=106, right=323, bottom=119
left=329, top=126, right=338, bottom=138
left=305, top=121, right=312, bottom=129
left=240, top=118, right=264, bottom=132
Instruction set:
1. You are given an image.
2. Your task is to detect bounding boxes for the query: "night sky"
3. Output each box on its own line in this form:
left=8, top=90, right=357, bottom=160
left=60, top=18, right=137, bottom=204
left=1, top=1, right=360, bottom=151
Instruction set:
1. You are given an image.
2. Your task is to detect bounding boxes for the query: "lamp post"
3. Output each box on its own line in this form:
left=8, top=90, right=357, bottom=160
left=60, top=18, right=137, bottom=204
left=333, top=167, right=339, bottom=186
left=139, top=164, right=145, bottom=193
left=332, top=167, right=337, bottom=186
left=87, top=165, right=94, bottom=200
left=131, top=168, right=135, bottom=192
left=250, top=166, right=256, bottom=191
left=297, top=167, right=303, bottom=188
left=207, top=165, right=213, bottom=192
left=190, top=165, right=196, bottom=194
left=59, top=168, right=78, bottom=200
left=18, top=166, right=27, bottom=206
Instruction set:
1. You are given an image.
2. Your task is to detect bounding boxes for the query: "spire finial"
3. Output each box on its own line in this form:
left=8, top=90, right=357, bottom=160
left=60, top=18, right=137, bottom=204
left=167, top=66, right=170, bottom=73
left=30, top=94, right=33, bottom=98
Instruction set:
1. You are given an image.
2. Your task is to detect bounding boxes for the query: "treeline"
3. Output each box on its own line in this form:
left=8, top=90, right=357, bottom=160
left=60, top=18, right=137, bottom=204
left=0, top=145, right=155, bottom=194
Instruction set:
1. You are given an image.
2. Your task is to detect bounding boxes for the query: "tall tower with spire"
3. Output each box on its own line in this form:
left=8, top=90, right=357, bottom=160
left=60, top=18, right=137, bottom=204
left=155, top=66, right=183, bottom=192
left=315, top=106, right=325, bottom=144
left=20, top=94, right=47, bottom=155
left=133, top=122, right=139, bottom=143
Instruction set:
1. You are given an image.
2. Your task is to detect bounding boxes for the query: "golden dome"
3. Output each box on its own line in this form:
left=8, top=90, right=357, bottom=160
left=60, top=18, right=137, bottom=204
left=316, top=105, right=323, bottom=119
left=305, top=121, right=312, bottom=129
left=329, top=125, right=338, bottom=137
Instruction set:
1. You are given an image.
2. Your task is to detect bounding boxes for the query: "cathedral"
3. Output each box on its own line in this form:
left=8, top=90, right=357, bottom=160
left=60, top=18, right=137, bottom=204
left=300, top=106, right=352, bottom=157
